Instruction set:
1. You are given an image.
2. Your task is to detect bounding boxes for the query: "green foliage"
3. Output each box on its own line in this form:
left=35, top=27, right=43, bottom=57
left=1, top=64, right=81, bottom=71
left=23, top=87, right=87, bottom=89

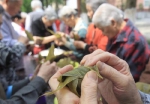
left=21, top=0, right=32, bottom=13
left=80, top=0, right=87, bottom=13
left=139, top=3, right=143, bottom=10
left=125, top=0, right=137, bottom=9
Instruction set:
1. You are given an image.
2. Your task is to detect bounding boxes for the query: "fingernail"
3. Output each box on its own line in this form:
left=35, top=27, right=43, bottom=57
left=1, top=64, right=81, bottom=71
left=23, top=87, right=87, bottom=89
left=87, top=71, right=98, bottom=81
left=96, top=61, right=104, bottom=71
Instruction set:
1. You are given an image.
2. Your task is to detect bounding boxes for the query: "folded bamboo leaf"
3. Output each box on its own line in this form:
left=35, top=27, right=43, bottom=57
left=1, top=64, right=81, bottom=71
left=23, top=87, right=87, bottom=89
left=73, top=34, right=80, bottom=40
left=25, top=30, right=34, bottom=41
left=45, top=44, right=55, bottom=62
left=47, top=29, right=61, bottom=39
left=43, top=66, right=103, bottom=97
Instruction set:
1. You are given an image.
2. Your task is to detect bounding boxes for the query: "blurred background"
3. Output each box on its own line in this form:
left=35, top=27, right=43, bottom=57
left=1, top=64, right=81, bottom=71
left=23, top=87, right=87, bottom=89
left=22, top=0, right=150, bottom=42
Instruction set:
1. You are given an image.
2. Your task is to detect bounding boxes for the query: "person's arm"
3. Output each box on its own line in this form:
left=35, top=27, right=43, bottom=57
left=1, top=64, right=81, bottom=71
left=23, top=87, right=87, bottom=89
left=33, top=35, right=57, bottom=45
left=0, top=77, right=47, bottom=104
left=1, top=22, right=18, bottom=46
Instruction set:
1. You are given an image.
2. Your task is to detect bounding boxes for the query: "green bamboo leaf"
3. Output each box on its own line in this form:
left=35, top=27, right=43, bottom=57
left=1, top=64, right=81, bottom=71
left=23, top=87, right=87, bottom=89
left=25, top=30, right=34, bottom=41
left=67, top=79, right=79, bottom=96
left=43, top=76, right=77, bottom=96
left=45, top=44, right=55, bottom=62
left=74, top=34, right=80, bottom=40
left=47, top=29, right=61, bottom=39
left=43, top=66, right=103, bottom=97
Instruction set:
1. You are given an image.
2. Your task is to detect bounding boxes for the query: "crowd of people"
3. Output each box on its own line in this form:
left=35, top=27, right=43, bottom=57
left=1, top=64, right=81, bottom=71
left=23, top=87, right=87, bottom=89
left=0, top=0, right=149, bottom=104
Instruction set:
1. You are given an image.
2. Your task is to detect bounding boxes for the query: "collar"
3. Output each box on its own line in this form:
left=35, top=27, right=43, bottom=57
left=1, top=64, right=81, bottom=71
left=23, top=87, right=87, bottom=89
left=110, top=19, right=134, bottom=44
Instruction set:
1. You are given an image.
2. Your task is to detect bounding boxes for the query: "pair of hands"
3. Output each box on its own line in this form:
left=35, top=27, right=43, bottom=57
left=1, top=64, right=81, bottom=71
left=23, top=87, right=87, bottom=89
left=49, top=49, right=142, bottom=104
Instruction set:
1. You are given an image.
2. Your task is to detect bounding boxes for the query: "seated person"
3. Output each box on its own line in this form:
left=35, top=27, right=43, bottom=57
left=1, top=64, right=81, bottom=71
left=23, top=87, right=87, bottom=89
left=92, top=3, right=150, bottom=82
left=49, top=49, right=149, bottom=104
left=56, top=6, right=88, bottom=60
left=31, top=6, right=58, bottom=51
left=74, top=0, right=108, bottom=54
left=0, top=61, right=58, bottom=104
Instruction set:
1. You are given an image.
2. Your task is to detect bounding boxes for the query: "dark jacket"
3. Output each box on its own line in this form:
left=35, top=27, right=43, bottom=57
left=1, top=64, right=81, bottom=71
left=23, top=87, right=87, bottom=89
left=0, top=77, right=47, bottom=104
left=0, top=40, right=28, bottom=95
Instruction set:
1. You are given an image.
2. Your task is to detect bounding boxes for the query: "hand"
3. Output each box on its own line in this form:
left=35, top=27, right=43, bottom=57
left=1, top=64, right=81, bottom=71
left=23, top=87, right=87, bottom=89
left=56, top=31, right=65, bottom=37
left=49, top=65, right=99, bottom=104
left=80, top=49, right=142, bottom=104
left=18, top=36, right=29, bottom=46
left=29, top=64, right=42, bottom=80
left=74, top=41, right=86, bottom=49
left=37, top=61, right=58, bottom=83
left=33, top=36, right=43, bottom=45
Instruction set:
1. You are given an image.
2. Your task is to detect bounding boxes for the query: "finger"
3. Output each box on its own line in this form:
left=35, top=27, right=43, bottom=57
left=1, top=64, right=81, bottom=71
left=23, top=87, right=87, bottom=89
left=80, top=71, right=98, bottom=104
left=96, top=61, right=128, bottom=89
left=49, top=65, right=73, bottom=90
left=84, top=52, right=127, bottom=71
left=80, top=49, right=104, bottom=65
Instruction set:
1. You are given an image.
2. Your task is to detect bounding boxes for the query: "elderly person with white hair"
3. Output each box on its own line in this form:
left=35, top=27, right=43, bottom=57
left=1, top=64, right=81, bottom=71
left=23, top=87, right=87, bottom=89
left=92, top=3, right=150, bottom=82
left=25, top=0, right=44, bottom=33
left=31, top=6, right=59, bottom=53
left=56, top=6, right=88, bottom=60
left=74, top=0, right=108, bottom=55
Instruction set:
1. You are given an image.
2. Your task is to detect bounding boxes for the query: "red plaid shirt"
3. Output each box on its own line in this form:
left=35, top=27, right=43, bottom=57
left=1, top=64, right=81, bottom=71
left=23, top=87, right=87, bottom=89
left=106, top=19, right=150, bottom=82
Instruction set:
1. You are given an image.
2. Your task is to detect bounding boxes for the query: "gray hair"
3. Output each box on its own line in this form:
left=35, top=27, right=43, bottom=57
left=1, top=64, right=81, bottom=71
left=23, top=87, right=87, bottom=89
left=44, top=6, right=57, bottom=21
left=58, top=6, right=78, bottom=18
left=92, top=3, right=124, bottom=27
left=86, top=0, right=107, bottom=12
left=31, top=0, right=42, bottom=9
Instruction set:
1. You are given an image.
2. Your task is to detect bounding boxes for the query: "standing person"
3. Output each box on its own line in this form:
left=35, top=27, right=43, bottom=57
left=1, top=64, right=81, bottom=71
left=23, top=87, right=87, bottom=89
left=92, top=3, right=150, bottom=82
left=74, top=0, right=108, bottom=54
left=25, top=0, right=44, bottom=33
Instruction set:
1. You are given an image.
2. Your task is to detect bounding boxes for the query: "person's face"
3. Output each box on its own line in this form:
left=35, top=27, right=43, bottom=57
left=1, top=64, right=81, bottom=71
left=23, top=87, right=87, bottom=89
left=86, top=4, right=94, bottom=19
left=62, top=15, right=76, bottom=27
left=7, top=0, right=23, bottom=16
left=45, top=19, right=55, bottom=27
left=95, top=20, right=119, bottom=39
left=0, top=14, right=3, bottom=40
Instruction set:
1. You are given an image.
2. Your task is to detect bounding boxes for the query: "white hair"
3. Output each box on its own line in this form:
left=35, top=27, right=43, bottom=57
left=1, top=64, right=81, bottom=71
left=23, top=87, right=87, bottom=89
left=92, top=3, right=124, bottom=27
left=86, top=0, right=107, bottom=12
left=21, top=12, right=27, bottom=18
left=44, top=6, right=57, bottom=21
left=31, top=0, right=42, bottom=9
left=58, top=6, right=78, bottom=18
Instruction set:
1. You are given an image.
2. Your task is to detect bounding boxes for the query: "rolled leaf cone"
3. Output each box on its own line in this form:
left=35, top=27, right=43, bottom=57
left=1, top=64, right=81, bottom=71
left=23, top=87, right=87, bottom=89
left=25, top=30, right=34, bottom=41
left=43, top=66, right=103, bottom=97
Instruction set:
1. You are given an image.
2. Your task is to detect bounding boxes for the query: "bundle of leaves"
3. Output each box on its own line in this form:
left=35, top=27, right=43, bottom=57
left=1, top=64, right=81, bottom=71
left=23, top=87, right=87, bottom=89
left=43, top=65, right=102, bottom=97
left=47, top=29, right=62, bottom=39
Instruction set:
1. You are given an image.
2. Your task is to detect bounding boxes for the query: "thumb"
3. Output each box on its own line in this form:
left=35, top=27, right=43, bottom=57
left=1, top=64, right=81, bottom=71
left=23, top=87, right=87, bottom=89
left=80, top=71, right=98, bottom=104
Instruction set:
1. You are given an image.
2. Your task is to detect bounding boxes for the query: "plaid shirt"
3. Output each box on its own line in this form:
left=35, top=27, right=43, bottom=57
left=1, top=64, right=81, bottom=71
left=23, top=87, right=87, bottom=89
left=106, top=19, right=150, bottom=82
